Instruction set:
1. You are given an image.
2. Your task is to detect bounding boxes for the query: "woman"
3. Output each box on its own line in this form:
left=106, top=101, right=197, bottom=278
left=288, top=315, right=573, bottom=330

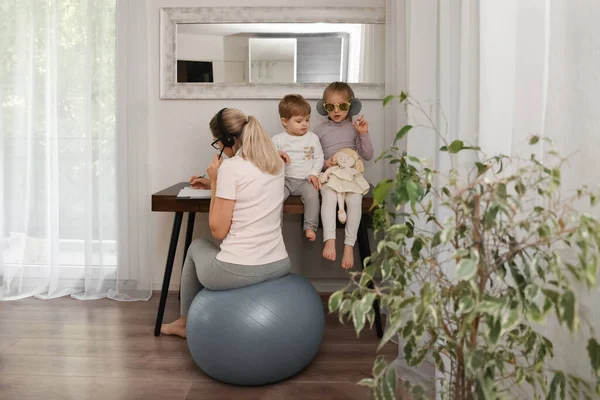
left=161, top=108, right=290, bottom=338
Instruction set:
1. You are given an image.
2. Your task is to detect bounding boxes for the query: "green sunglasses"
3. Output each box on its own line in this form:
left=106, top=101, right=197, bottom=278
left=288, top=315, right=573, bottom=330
left=323, top=102, right=351, bottom=112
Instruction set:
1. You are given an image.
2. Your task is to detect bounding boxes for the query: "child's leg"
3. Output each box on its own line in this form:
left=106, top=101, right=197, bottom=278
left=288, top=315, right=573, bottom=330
left=341, top=192, right=363, bottom=269
left=280, top=179, right=293, bottom=228
left=336, top=192, right=346, bottom=223
left=299, top=181, right=320, bottom=241
left=320, top=187, right=338, bottom=260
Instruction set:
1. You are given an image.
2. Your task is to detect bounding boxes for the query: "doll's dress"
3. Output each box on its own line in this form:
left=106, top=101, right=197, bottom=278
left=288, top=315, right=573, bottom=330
left=323, top=166, right=370, bottom=195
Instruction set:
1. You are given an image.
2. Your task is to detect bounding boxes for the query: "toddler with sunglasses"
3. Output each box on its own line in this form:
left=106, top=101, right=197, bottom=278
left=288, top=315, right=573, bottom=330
left=313, top=82, right=373, bottom=269
left=272, top=94, right=324, bottom=241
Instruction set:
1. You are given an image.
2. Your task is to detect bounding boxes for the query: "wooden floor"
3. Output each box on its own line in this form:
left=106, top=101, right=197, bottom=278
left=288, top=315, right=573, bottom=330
left=0, top=292, right=403, bottom=400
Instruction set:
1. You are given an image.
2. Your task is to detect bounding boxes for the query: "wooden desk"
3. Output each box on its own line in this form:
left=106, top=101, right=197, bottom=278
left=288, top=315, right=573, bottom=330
left=151, top=182, right=383, bottom=337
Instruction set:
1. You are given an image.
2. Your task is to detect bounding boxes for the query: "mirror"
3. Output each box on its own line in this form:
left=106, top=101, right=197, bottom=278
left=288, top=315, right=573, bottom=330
left=160, top=7, right=385, bottom=99
left=175, top=23, right=385, bottom=84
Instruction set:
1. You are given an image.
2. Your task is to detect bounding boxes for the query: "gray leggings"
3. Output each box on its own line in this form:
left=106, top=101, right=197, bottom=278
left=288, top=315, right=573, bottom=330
left=180, top=239, right=291, bottom=316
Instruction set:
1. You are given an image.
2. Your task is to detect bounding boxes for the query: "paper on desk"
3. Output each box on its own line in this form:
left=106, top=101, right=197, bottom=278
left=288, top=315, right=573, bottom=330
left=177, top=186, right=212, bottom=199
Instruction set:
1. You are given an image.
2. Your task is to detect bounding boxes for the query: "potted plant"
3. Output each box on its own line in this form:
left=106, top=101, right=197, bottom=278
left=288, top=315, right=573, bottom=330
left=329, top=93, right=600, bottom=399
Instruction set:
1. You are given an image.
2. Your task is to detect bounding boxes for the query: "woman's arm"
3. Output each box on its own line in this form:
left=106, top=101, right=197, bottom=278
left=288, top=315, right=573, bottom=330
left=206, top=155, right=235, bottom=240
left=208, top=181, right=234, bottom=240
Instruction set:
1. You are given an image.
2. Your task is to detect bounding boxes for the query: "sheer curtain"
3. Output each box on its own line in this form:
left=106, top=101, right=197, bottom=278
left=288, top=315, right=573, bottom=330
left=0, top=0, right=151, bottom=301
left=391, top=0, right=600, bottom=395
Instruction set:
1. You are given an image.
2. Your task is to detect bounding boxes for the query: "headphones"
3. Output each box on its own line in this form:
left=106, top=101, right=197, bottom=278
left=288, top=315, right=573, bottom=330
left=216, top=108, right=237, bottom=148
left=316, top=98, right=362, bottom=117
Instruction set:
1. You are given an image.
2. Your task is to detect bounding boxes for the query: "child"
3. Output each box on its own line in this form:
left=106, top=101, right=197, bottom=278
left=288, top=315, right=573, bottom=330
left=313, top=82, right=373, bottom=269
left=272, top=94, right=324, bottom=241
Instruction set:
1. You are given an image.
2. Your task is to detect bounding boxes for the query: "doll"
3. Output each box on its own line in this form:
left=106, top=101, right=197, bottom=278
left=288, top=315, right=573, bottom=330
left=319, top=148, right=370, bottom=223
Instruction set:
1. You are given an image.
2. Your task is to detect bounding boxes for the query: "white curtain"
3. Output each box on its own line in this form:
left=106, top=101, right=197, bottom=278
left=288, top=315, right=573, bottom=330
left=393, top=0, right=600, bottom=394
left=358, top=24, right=386, bottom=84
left=0, top=0, right=151, bottom=301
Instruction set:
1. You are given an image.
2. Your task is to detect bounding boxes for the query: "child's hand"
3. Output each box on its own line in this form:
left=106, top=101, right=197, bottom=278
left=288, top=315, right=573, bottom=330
left=353, top=115, right=369, bottom=135
left=324, top=156, right=337, bottom=169
left=278, top=150, right=291, bottom=164
left=319, top=172, right=330, bottom=184
left=308, top=175, right=321, bottom=190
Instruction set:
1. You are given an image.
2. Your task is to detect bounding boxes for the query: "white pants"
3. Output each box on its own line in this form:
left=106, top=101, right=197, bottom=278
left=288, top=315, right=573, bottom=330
left=320, top=187, right=363, bottom=246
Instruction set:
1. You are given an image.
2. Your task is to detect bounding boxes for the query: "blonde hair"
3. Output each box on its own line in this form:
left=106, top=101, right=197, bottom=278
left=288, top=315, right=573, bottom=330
left=335, top=148, right=364, bottom=173
left=209, top=108, right=282, bottom=175
left=278, top=94, right=311, bottom=119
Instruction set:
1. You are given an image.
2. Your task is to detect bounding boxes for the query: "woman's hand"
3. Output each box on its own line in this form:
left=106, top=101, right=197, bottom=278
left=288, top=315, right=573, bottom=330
left=190, top=175, right=211, bottom=189
left=206, top=154, right=223, bottom=182
left=353, top=115, right=369, bottom=135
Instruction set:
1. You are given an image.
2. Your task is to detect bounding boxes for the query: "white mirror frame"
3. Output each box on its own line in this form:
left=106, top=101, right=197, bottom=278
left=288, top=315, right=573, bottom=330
left=159, top=7, right=386, bottom=100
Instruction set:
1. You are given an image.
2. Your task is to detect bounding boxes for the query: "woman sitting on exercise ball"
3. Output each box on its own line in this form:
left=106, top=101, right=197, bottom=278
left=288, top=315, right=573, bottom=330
left=161, top=108, right=290, bottom=338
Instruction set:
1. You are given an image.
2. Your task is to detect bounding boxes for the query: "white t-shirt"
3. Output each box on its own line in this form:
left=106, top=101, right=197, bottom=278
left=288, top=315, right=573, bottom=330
left=215, top=152, right=288, bottom=265
left=271, top=131, right=324, bottom=180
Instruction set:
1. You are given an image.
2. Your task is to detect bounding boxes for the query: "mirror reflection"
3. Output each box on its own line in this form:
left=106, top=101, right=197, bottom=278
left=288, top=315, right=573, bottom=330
left=176, top=23, right=384, bottom=84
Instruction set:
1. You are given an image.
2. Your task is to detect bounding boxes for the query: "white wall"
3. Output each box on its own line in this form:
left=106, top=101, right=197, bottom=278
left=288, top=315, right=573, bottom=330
left=147, top=0, right=386, bottom=291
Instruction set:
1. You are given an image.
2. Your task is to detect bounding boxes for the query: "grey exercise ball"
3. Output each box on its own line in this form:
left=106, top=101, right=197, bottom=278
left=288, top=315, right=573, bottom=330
left=186, top=273, right=325, bottom=386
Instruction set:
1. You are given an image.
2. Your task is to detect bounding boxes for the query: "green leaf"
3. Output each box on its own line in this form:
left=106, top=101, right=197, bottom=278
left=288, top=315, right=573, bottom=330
left=352, top=302, right=367, bottom=335
left=515, top=181, right=527, bottom=196
left=357, top=378, right=375, bottom=388
left=516, top=367, right=525, bottom=384
left=458, top=295, right=475, bottom=314
left=526, top=302, right=544, bottom=323
left=497, top=183, right=508, bottom=200
left=587, top=338, right=600, bottom=374
left=560, top=291, right=578, bottom=331
left=328, top=290, right=344, bottom=312
left=373, top=354, right=387, bottom=377
left=448, top=140, right=465, bottom=153
left=406, top=180, right=422, bottom=203
left=381, top=367, right=397, bottom=400
left=489, top=317, right=502, bottom=345
left=475, top=162, right=490, bottom=177
left=373, top=179, right=394, bottom=205
left=547, top=372, right=565, bottom=400
left=456, top=258, right=477, bottom=281
left=383, top=95, right=396, bottom=106
left=381, top=259, right=393, bottom=281
left=432, top=351, right=445, bottom=374
left=395, top=125, right=413, bottom=144
left=501, top=308, right=520, bottom=332
left=478, top=300, right=504, bottom=315
left=530, top=135, right=540, bottom=145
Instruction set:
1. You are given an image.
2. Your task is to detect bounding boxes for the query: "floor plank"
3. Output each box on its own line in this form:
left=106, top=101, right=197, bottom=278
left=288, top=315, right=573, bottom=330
left=0, top=337, right=20, bottom=353
left=0, top=375, right=193, bottom=400
left=0, top=293, right=427, bottom=399
left=185, top=381, right=370, bottom=400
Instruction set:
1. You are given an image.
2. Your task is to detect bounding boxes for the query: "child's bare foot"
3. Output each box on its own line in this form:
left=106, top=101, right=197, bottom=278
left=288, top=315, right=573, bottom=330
left=338, top=209, right=347, bottom=223
left=305, top=229, right=316, bottom=241
left=160, top=316, right=187, bottom=338
left=322, top=239, right=336, bottom=261
left=341, top=245, right=354, bottom=269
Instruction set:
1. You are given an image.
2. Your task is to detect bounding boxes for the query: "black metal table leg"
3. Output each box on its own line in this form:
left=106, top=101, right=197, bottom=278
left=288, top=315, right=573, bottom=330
left=357, top=215, right=384, bottom=338
left=178, top=212, right=196, bottom=301
left=154, top=212, right=183, bottom=336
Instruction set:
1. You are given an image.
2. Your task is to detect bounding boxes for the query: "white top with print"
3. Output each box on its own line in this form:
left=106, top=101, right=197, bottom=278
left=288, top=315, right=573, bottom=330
left=271, top=131, right=324, bottom=180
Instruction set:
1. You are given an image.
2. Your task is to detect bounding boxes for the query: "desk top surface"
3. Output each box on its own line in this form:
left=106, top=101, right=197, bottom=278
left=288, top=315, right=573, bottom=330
left=152, top=182, right=374, bottom=214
